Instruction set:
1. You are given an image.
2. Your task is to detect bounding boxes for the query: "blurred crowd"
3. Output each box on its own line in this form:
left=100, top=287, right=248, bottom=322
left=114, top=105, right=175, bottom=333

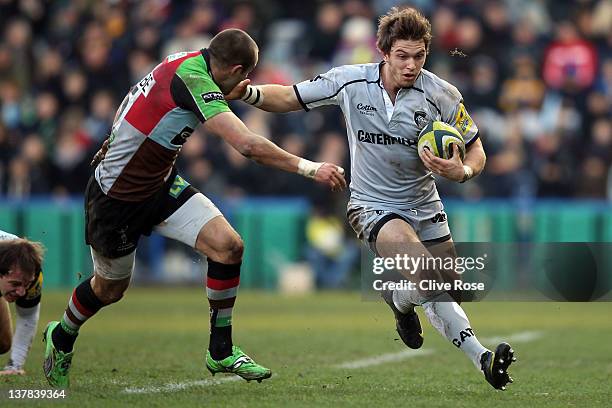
left=0, top=0, right=611, bottom=204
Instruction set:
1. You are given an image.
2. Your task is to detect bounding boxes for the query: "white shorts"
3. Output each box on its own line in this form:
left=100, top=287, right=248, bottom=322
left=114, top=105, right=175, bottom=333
left=91, top=193, right=222, bottom=280
left=347, top=200, right=451, bottom=254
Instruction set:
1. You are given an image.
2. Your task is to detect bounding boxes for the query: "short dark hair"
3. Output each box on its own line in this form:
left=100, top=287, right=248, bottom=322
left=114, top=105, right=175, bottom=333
left=0, top=238, right=45, bottom=279
left=208, top=29, right=258, bottom=72
left=377, top=7, right=432, bottom=54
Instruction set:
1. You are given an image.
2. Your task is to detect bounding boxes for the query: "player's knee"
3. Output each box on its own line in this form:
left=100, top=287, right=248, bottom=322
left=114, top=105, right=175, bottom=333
left=218, top=235, right=244, bottom=264
left=93, top=281, right=128, bottom=305
left=97, top=289, right=125, bottom=305
left=0, top=336, right=11, bottom=354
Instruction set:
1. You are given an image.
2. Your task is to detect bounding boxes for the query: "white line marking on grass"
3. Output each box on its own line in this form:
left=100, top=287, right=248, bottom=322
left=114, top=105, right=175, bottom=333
left=123, top=376, right=241, bottom=394
left=334, top=331, right=543, bottom=370
left=335, top=349, right=434, bottom=370
left=481, top=330, right=543, bottom=346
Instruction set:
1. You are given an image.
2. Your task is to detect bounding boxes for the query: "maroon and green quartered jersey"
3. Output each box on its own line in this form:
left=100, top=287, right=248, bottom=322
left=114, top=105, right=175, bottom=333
left=95, top=49, right=230, bottom=201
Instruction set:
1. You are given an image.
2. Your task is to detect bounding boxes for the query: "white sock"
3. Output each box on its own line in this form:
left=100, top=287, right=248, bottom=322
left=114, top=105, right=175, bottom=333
left=422, top=292, right=489, bottom=369
left=392, top=289, right=415, bottom=314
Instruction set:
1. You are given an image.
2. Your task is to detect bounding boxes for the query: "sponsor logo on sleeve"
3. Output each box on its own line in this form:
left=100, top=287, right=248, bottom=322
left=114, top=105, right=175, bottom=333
left=201, top=92, right=225, bottom=103
left=454, top=103, right=473, bottom=136
left=166, top=52, right=188, bottom=62
left=138, top=72, right=156, bottom=97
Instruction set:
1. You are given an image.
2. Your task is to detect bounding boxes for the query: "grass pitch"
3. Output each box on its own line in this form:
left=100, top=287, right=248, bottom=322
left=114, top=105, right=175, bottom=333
left=2, top=288, right=611, bottom=407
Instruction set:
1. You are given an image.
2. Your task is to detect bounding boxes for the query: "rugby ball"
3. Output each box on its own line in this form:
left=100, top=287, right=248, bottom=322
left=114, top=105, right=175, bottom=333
left=417, top=121, right=465, bottom=160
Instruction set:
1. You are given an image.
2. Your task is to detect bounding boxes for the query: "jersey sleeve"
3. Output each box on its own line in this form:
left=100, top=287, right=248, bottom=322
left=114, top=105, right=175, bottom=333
left=172, top=56, right=231, bottom=123
left=439, top=86, right=479, bottom=146
left=293, top=67, right=346, bottom=111
left=15, top=271, right=42, bottom=308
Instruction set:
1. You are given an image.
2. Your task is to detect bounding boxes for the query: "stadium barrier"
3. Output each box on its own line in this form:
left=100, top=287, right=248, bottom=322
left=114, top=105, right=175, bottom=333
left=1, top=198, right=611, bottom=290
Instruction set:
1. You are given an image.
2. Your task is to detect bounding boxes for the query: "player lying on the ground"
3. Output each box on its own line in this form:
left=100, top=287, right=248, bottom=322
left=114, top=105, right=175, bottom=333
left=226, top=7, right=515, bottom=390
left=42, top=28, right=346, bottom=388
left=0, top=230, right=44, bottom=376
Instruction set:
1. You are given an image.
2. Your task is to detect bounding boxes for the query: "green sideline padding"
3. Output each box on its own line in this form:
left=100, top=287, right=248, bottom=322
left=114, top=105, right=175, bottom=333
left=233, top=201, right=307, bottom=289
left=1, top=200, right=612, bottom=289
left=1, top=202, right=91, bottom=289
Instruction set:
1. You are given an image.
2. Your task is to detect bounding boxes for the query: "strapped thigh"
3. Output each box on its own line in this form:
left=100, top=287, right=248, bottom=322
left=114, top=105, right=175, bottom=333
left=90, top=247, right=135, bottom=280
left=154, top=192, right=222, bottom=248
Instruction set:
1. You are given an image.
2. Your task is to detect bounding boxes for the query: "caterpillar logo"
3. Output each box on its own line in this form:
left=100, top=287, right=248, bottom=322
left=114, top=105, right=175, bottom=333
left=452, top=327, right=475, bottom=348
left=357, top=130, right=417, bottom=147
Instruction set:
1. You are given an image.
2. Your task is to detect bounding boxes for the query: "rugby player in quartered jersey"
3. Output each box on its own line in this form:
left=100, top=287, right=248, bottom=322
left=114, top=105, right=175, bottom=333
left=226, top=7, right=516, bottom=392
left=96, top=49, right=231, bottom=201
left=43, top=29, right=347, bottom=388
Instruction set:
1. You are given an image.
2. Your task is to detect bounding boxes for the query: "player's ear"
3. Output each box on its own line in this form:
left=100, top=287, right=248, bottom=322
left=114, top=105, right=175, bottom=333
left=230, top=64, right=245, bottom=76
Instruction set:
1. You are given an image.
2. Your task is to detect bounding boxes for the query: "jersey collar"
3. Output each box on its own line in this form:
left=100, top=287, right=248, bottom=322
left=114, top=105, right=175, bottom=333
left=200, top=48, right=219, bottom=86
left=376, top=61, right=385, bottom=89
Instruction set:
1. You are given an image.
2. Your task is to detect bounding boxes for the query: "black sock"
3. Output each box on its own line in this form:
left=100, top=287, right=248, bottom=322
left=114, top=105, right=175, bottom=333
left=52, top=276, right=104, bottom=353
left=52, top=323, right=78, bottom=353
left=209, top=322, right=233, bottom=360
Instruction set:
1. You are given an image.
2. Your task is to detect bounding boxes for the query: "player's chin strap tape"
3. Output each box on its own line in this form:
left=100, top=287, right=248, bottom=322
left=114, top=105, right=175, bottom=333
left=241, top=85, right=264, bottom=107
left=459, top=165, right=474, bottom=183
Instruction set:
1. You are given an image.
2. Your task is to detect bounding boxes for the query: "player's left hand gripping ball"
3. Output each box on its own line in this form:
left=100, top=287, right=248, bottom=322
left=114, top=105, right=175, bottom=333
left=419, top=143, right=465, bottom=182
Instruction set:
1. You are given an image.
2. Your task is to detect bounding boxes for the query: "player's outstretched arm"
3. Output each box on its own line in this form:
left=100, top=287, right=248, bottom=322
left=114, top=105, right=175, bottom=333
left=420, top=138, right=486, bottom=183
left=224, top=79, right=301, bottom=113
left=0, top=303, right=39, bottom=375
left=204, top=111, right=346, bottom=191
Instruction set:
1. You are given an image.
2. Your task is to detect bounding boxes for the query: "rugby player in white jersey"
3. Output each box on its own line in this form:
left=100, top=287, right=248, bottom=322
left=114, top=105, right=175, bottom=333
left=227, top=7, right=516, bottom=390
left=0, top=230, right=44, bottom=376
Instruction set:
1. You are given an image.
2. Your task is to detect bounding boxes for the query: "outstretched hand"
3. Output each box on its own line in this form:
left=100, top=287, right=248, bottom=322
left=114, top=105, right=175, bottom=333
left=224, top=79, right=251, bottom=100
left=91, top=138, right=110, bottom=167
left=314, top=163, right=347, bottom=192
left=0, top=367, right=25, bottom=375
left=419, top=144, right=464, bottom=182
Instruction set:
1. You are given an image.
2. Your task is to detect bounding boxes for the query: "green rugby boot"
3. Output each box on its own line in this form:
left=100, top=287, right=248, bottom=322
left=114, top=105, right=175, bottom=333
left=42, top=321, right=73, bottom=388
left=206, top=346, right=272, bottom=382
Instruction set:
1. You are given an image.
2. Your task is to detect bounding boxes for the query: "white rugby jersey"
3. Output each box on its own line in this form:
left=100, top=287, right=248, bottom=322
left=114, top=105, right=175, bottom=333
left=294, top=63, right=479, bottom=208
left=0, top=229, right=18, bottom=241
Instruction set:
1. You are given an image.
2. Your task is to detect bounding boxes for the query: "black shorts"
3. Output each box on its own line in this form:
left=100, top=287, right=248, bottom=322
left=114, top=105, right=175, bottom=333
left=85, top=170, right=199, bottom=259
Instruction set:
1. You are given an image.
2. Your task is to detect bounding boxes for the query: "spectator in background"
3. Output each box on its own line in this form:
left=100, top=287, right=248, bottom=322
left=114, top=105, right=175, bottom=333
left=0, top=0, right=611, bottom=204
left=577, top=118, right=612, bottom=198
left=499, top=54, right=546, bottom=113
left=543, top=21, right=598, bottom=94
left=305, top=203, right=358, bottom=289
left=84, top=90, right=116, bottom=143
left=308, top=2, right=343, bottom=64
left=463, top=56, right=499, bottom=110
left=3, top=19, right=33, bottom=91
